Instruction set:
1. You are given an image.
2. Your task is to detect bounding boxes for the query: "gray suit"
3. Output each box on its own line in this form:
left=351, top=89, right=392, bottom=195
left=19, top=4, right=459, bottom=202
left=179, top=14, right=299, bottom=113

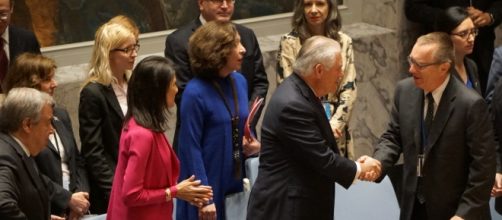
left=374, top=76, right=495, bottom=220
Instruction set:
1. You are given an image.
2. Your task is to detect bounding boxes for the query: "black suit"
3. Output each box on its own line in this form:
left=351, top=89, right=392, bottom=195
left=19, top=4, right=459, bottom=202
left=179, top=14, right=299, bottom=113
left=0, top=133, right=50, bottom=220
left=491, top=77, right=502, bottom=214
left=79, top=82, right=124, bottom=214
left=8, top=26, right=41, bottom=64
left=374, top=76, right=495, bottom=220
left=35, top=107, right=89, bottom=216
left=405, top=0, right=502, bottom=94
left=165, top=18, right=268, bottom=104
left=247, top=74, right=357, bottom=220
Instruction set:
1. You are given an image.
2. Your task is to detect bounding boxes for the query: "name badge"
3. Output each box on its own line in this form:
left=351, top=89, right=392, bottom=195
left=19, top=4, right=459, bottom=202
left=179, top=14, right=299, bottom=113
left=417, top=154, right=425, bottom=177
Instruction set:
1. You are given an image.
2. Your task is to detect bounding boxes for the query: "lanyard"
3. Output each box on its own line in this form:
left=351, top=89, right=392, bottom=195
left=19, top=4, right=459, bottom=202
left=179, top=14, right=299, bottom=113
left=211, top=76, right=242, bottom=179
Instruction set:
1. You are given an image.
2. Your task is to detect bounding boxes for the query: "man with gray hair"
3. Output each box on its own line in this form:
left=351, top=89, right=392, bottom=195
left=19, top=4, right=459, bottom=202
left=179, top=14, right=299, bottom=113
left=247, top=36, right=381, bottom=219
left=0, top=88, right=57, bottom=220
left=372, top=32, right=495, bottom=220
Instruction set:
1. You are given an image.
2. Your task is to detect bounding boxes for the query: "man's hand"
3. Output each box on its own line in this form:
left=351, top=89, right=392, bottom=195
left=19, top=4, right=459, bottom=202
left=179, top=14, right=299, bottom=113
left=50, top=215, right=65, bottom=220
left=68, top=191, right=90, bottom=216
left=451, top=215, right=464, bottom=220
left=467, top=6, right=493, bottom=27
left=243, top=136, right=260, bottom=156
left=357, top=155, right=382, bottom=181
left=492, top=173, right=502, bottom=197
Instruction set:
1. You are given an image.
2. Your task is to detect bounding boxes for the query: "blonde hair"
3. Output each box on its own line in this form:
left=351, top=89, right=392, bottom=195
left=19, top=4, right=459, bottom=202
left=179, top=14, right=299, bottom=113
left=108, top=15, right=140, bottom=39
left=86, top=22, right=134, bottom=86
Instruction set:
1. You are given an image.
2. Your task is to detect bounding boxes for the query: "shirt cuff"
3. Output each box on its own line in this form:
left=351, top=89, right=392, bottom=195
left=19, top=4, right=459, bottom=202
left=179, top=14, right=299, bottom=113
left=353, top=161, right=361, bottom=184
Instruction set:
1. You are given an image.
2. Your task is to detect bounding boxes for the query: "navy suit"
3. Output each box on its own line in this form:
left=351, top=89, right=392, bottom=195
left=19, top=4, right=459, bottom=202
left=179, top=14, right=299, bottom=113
left=8, top=26, right=41, bottom=64
left=374, top=76, right=495, bottom=220
left=35, top=107, right=89, bottom=216
left=247, top=74, right=357, bottom=220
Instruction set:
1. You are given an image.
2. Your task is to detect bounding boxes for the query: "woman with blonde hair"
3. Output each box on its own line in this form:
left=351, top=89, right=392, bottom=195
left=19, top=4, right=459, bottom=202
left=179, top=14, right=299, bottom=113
left=79, top=21, right=139, bottom=214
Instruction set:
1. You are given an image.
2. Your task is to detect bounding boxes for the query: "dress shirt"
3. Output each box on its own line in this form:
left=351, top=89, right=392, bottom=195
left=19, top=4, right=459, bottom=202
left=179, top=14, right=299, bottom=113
left=423, top=75, right=450, bottom=119
left=1, top=26, right=10, bottom=61
left=111, top=76, right=128, bottom=116
left=49, top=131, right=70, bottom=190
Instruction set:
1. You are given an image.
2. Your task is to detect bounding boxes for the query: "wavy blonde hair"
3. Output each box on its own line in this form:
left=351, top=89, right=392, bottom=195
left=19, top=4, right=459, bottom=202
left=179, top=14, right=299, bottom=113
left=86, top=22, right=134, bottom=86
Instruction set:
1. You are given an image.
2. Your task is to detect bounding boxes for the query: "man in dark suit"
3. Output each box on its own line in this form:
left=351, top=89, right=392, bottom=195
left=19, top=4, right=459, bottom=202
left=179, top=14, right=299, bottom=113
left=373, top=32, right=495, bottom=220
left=0, top=88, right=55, bottom=219
left=247, top=36, right=381, bottom=220
left=164, top=0, right=268, bottom=149
left=0, top=0, right=41, bottom=90
left=405, top=0, right=502, bottom=95
left=489, top=47, right=502, bottom=215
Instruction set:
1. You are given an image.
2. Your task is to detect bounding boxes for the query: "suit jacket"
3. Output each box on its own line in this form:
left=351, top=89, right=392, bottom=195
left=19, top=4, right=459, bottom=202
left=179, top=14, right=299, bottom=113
left=247, top=74, right=357, bottom=220
left=491, top=70, right=502, bottom=214
left=0, top=133, right=50, bottom=220
left=8, top=26, right=41, bottom=64
left=486, top=46, right=502, bottom=104
left=451, top=57, right=482, bottom=95
left=107, top=118, right=180, bottom=220
left=79, top=82, right=124, bottom=214
left=35, top=107, right=89, bottom=215
left=164, top=18, right=268, bottom=104
left=374, top=76, right=496, bottom=220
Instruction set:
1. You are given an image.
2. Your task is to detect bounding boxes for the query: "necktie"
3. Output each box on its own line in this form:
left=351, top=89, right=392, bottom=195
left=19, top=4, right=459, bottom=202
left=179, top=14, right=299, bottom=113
left=0, top=38, right=8, bottom=93
left=424, top=93, right=434, bottom=137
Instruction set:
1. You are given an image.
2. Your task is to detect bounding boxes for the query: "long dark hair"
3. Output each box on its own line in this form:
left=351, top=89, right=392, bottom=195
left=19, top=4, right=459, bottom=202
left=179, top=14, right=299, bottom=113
left=125, top=56, right=176, bottom=132
left=292, top=0, right=342, bottom=42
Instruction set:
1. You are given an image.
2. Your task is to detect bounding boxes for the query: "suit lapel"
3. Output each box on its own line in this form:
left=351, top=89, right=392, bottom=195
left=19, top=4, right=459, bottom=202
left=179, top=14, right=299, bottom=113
left=52, top=117, right=73, bottom=160
left=425, top=78, right=456, bottom=155
left=410, top=88, right=423, bottom=156
left=290, top=74, right=338, bottom=153
left=102, top=84, right=124, bottom=119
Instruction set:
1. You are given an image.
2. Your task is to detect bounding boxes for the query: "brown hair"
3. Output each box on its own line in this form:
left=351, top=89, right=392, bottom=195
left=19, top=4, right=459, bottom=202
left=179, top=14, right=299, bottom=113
left=2, top=53, right=56, bottom=93
left=188, top=21, right=238, bottom=78
left=292, top=0, right=342, bottom=42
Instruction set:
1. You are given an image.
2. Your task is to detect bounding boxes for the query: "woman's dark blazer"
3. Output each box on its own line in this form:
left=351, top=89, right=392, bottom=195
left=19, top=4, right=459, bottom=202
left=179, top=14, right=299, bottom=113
left=35, top=107, right=89, bottom=215
left=79, top=82, right=124, bottom=214
left=451, top=57, right=482, bottom=95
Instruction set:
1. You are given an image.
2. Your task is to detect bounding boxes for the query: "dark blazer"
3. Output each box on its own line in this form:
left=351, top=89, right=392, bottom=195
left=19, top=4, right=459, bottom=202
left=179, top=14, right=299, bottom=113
left=35, top=107, right=89, bottom=215
left=247, top=74, right=357, bottom=220
left=79, top=82, right=124, bottom=214
left=374, top=76, right=496, bottom=220
left=491, top=75, right=502, bottom=214
left=451, top=57, right=482, bottom=95
left=8, top=26, right=41, bottom=64
left=405, top=0, right=502, bottom=91
left=164, top=18, right=268, bottom=104
left=486, top=46, right=502, bottom=104
left=0, top=133, right=50, bottom=220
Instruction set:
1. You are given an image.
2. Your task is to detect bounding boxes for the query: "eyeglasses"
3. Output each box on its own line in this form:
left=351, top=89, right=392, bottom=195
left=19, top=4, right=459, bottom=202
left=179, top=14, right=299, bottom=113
left=451, top=28, right=478, bottom=39
left=407, top=56, right=445, bottom=70
left=112, top=44, right=140, bottom=55
left=0, top=11, right=11, bottom=21
left=207, top=0, right=235, bottom=5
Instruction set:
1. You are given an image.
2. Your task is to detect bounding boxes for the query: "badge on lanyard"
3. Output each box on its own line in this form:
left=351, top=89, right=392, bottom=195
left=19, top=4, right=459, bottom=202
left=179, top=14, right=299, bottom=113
left=322, top=101, right=331, bottom=119
left=417, top=154, right=425, bottom=177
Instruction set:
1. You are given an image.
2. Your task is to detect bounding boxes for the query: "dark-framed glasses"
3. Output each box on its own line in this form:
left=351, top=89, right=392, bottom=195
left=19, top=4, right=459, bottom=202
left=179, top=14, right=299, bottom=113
left=451, top=28, right=478, bottom=39
left=407, top=56, right=445, bottom=70
left=208, top=0, right=235, bottom=5
left=112, top=44, right=140, bottom=55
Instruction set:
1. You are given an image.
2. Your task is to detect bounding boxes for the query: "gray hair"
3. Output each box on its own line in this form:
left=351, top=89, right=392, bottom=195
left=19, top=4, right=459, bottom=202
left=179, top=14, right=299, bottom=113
left=0, top=88, right=54, bottom=133
left=416, top=32, right=455, bottom=64
left=293, top=36, right=341, bottom=76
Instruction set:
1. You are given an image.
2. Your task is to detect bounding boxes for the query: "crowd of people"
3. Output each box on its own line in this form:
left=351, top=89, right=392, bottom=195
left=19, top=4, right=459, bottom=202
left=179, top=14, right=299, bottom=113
left=0, top=0, right=502, bottom=220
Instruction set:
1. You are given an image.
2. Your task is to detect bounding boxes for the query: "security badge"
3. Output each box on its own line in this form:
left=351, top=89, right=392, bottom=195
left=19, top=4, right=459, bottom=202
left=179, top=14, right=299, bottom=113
left=417, top=154, right=424, bottom=177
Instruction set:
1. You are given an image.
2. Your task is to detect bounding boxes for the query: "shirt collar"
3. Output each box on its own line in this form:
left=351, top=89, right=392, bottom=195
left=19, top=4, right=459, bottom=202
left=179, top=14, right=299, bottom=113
left=10, top=134, right=30, bottom=157
left=2, top=26, right=9, bottom=44
left=426, top=74, right=450, bottom=104
left=199, top=15, right=207, bottom=25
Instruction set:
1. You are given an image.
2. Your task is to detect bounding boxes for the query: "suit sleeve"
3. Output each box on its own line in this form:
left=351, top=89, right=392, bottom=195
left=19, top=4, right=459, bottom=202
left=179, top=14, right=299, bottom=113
left=404, top=0, right=445, bottom=26
left=78, top=86, right=113, bottom=198
left=119, top=129, right=168, bottom=207
left=492, top=81, right=502, bottom=173
left=456, top=98, right=496, bottom=218
left=373, top=84, right=403, bottom=179
left=248, top=31, right=268, bottom=103
left=277, top=101, right=357, bottom=189
left=42, top=174, right=71, bottom=211
left=0, top=155, right=26, bottom=219
left=486, top=47, right=502, bottom=104
left=487, top=0, right=502, bottom=27
left=58, top=108, right=89, bottom=192
left=164, top=33, right=192, bottom=100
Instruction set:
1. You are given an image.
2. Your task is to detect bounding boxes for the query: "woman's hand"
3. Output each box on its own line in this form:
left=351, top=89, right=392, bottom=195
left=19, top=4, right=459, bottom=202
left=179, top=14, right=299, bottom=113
left=243, top=136, right=261, bottom=156
left=176, top=175, right=213, bottom=207
left=199, top=203, right=217, bottom=220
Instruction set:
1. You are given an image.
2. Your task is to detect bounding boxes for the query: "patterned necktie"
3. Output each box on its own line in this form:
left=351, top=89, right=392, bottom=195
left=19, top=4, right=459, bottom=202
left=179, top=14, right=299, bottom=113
left=0, top=38, right=8, bottom=93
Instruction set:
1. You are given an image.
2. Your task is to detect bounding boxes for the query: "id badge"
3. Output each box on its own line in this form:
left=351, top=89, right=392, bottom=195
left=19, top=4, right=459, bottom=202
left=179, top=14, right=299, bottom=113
left=417, top=154, right=425, bottom=177
left=322, top=101, right=331, bottom=119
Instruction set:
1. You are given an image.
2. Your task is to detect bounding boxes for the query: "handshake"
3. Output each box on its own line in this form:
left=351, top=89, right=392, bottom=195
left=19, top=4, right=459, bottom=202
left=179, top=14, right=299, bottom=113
left=356, top=155, right=382, bottom=182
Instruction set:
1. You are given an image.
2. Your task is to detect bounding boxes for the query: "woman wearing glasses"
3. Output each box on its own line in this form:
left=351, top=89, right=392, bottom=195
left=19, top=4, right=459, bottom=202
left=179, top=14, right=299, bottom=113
left=436, top=6, right=482, bottom=94
left=276, top=0, right=357, bottom=159
left=79, top=21, right=139, bottom=214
